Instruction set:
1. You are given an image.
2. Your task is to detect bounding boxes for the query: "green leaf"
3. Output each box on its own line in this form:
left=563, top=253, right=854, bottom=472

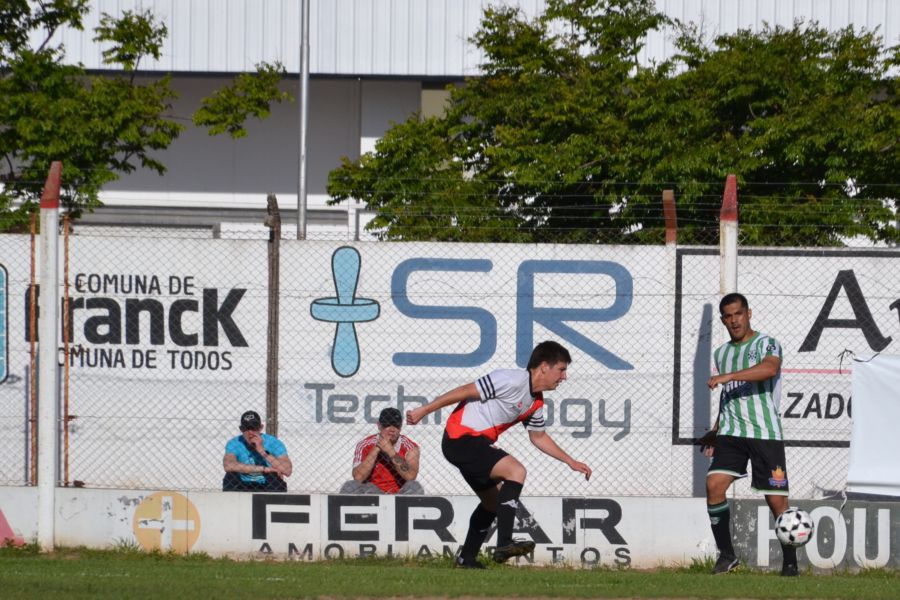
left=192, top=63, right=293, bottom=138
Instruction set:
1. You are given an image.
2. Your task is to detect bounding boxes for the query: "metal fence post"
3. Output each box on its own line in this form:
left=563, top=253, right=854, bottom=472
left=38, top=161, right=62, bottom=550
left=264, top=194, right=281, bottom=436
left=663, top=189, right=677, bottom=246
left=720, top=174, right=738, bottom=295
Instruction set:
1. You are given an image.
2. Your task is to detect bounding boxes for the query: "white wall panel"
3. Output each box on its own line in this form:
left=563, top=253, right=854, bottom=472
left=313, top=0, right=337, bottom=74
left=189, top=0, right=209, bottom=71
left=171, top=0, right=192, bottom=72
left=408, top=0, right=429, bottom=75
left=50, top=0, right=899, bottom=76
left=334, top=0, right=356, bottom=74
left=354, top=0, right=375, bottom=74
left=221, top=0, right=238, bottom=71
left=242, top=0, right=264, bottom=70
left=390, top=0, right=412, bottom=75
left=371, top=0, right=395, bottom=75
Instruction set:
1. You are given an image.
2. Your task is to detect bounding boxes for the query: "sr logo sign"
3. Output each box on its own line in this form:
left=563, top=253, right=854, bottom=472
left=310, top=247, right=636, bottom=377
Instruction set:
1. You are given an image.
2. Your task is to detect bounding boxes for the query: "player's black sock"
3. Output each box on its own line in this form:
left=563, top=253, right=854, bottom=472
left=460, top=504, right=495, bottom=561
left=781, top=543, right=797, bottom=566
left=708, top=501, right=735, bottom=557
left=496, top=481, right=524, bottom=548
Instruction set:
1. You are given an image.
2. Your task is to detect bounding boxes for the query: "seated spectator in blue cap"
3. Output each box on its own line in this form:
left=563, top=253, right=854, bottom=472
left=340, top=407, right=423, bottom=495
left=222, top=410, right=292, bottom=492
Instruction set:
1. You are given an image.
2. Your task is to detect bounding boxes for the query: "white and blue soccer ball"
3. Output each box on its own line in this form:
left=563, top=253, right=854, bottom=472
left=775, top=507, right=815, bottom=547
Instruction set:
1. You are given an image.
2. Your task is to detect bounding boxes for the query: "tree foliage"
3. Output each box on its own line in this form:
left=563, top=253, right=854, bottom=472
left=193, top=63, right=292, bottom=139
left=0, top=0, right=289, bottom=230
left=328, top=0, right=899, bottom=245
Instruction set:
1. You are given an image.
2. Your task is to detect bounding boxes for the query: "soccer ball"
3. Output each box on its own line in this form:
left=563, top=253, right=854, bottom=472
left=775, top=508, right=815, bottom=547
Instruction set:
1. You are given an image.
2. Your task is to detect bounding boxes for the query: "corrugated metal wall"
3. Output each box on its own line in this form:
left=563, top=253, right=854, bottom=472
left=54, top=0, right=899, bottom=77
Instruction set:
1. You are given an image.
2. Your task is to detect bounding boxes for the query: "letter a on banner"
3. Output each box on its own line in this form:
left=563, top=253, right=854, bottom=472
left=800, top=270, right=891, bottom=352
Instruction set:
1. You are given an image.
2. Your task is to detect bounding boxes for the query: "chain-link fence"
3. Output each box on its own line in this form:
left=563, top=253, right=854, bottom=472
left=674, top=246, right=899, bottom=499
left=0, top=217, right=897, bottom=499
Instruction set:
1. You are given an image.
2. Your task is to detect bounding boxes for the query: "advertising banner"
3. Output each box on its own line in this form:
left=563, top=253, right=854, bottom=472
left=1, top=488, right=896, bottom=571
left=732, top=499, right=899, bottom=571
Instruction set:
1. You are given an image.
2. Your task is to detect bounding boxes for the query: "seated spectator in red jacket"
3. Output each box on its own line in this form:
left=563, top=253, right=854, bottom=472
left=340, top=407, right=423, bottom=495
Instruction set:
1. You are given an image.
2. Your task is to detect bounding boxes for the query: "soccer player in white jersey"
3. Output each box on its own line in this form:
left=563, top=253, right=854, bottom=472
left=406, top=340, right=592, bottom=568
left=699, top=293, right=798, bottom=576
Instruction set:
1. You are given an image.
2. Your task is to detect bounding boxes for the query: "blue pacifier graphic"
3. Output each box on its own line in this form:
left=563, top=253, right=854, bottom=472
left=310, top=247, right=380, bottom=376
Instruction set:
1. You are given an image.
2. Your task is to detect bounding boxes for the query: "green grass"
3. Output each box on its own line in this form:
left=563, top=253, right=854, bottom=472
left=1, top=544, right=898, bottom=599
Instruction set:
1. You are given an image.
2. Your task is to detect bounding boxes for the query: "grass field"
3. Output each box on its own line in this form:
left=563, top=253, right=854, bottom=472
left=1, top=544, right=898, bottom=599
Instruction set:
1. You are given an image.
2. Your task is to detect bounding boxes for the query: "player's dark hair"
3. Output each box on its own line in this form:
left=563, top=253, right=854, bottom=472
left=719, top=292, right=749, bottom=314
left=527, top=340, right=571, bottom=370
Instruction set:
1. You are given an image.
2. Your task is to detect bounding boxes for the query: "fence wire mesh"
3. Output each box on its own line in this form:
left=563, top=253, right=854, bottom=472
left=0, top=214, right=896, bottom=500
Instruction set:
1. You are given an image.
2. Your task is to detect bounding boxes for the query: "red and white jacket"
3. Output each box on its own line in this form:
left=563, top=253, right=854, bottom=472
left=445, top=369, right=545, bottom=442
left=352, top=434, right=419, bottom=493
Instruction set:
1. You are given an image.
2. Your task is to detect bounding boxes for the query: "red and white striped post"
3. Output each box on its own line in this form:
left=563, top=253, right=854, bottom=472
left=38, top=161, right=61, bottom=551
left=719, top=174, right=738, bottom=295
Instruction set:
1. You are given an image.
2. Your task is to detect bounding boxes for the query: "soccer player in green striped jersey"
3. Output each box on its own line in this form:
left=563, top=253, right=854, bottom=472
left=699, top=293, right=799, bottom=576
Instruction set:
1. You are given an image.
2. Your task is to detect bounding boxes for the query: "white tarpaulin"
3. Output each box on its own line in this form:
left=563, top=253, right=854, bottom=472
left=847, top=354, right=900, bottom=497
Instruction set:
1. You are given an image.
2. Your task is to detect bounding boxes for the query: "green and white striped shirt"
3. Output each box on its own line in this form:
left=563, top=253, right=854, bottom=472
left=713, top=332, right=783, bottom=440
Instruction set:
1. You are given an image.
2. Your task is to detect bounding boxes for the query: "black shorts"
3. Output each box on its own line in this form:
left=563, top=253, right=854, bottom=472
left=222, top=472, right=287, bottom=492
left=708, top=434, right=789, bottom=495
left=442, top=431, right=508, bottom=492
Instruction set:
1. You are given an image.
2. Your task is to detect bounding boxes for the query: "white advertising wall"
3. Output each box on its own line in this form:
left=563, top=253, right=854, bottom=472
left=1, top=487, right=896, bottom=570
left=0, top=238, right=898, bottom=498
left=0, top=488, right=707, bottom=568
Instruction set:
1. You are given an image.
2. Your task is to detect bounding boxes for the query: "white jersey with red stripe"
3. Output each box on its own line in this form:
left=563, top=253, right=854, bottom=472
left=445, top=369, right=545, bottom=442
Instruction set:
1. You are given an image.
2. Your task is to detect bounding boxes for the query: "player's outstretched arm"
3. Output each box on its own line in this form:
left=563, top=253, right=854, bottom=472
left=708, top=355, right=781, bottom=389
left=528, top=430, right=592, bottom=481
left=406, top=382, right=478, bottom=425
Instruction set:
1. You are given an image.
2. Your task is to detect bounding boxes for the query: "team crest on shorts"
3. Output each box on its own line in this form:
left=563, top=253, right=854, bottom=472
left=769, top=466, right=788, bottom=488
